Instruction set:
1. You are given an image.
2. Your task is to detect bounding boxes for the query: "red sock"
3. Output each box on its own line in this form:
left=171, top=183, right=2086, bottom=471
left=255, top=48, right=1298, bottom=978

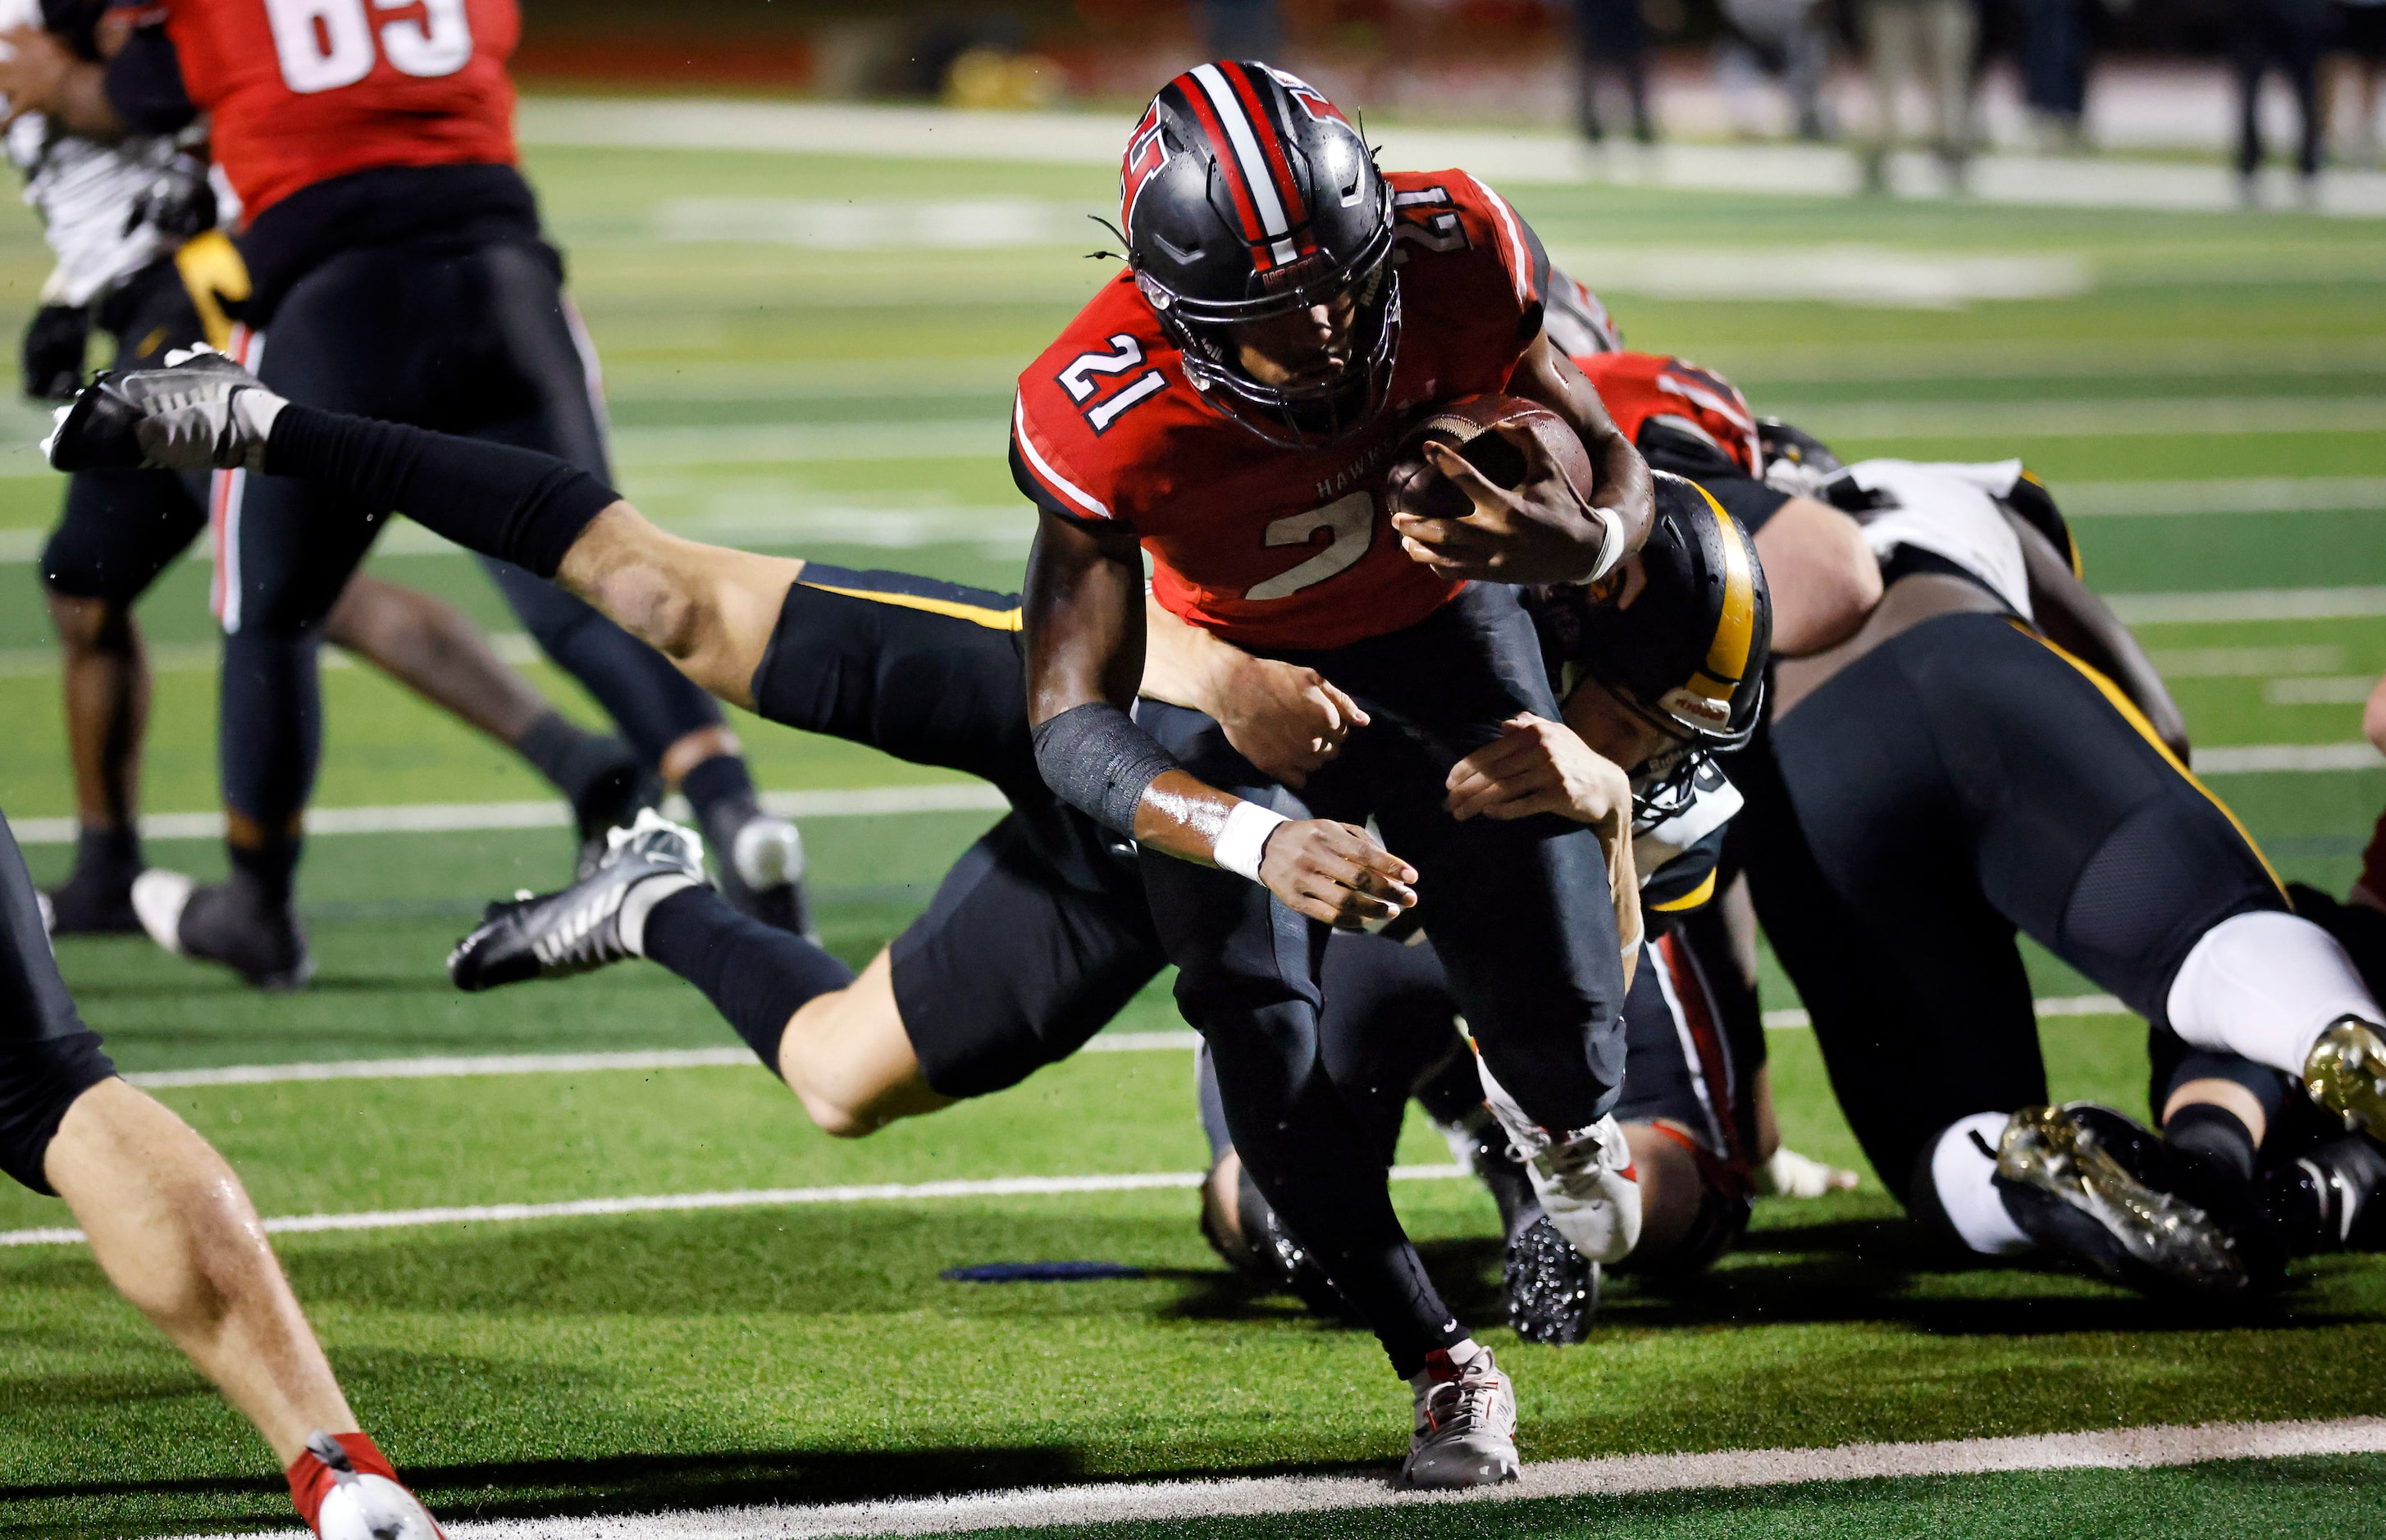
left=285, top=1433, right=397, bottom=1535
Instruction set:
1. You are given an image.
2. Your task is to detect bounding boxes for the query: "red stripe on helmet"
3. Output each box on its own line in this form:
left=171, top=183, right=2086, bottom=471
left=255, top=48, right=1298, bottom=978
left=1222, top=62, right=1313, bottom=244
left=1167, top=75, right=1270, bottom=258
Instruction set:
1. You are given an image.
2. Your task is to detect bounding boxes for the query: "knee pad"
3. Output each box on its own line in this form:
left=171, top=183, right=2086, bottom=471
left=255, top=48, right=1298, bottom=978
left=0, top=1033, right=116, bottom=1195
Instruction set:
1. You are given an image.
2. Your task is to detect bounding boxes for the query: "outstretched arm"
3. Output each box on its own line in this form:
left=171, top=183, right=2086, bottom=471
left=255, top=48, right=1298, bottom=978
left=1024, top=511, right=1416, bottom=927
left=1140, top=594, right=1368, bottom=789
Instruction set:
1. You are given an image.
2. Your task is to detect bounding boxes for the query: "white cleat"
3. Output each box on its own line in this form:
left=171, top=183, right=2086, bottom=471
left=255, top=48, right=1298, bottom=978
left=1401, top=1343, right=1519, bottom=1489
left=129, top=868, right=194, bottom=955
left=1480, top=1061, right=1642, bottom=1264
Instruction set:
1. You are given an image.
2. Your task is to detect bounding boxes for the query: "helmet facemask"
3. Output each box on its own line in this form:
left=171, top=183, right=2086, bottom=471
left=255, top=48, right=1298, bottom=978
left=1145, top=198, right=1400, bottom=451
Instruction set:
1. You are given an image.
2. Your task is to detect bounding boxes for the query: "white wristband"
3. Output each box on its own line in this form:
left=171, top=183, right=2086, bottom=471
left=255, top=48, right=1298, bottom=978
left=1584, top=505, right=1626, bottom=584
left=1212, top=800, right=1290, bottom=883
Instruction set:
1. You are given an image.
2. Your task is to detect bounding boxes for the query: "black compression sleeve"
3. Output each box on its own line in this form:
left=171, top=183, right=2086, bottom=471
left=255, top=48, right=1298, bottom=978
left=265, top=404, right=619, bottom=579
left=1031, top=701, right=1180, bottom=839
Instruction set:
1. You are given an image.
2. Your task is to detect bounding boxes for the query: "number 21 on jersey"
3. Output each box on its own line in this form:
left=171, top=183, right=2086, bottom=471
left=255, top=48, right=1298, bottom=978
left=267, top=0, right=472, bottom=93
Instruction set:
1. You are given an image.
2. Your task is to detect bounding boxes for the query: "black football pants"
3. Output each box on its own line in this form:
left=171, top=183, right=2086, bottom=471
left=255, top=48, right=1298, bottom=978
left=212, top=240, right=723, bottom=849
left=1139, top=583, right=1627, bottom=1374
left=0, top=810, right=117, bottom=1193
left=1737, top=611, right=2288, bottom=1205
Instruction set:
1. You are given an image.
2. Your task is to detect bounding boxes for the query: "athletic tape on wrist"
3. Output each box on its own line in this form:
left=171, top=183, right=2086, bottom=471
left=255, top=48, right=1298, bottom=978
left=1212, top=800, right=1289, bottom=883
left=1031, top=701, right=1181, bottom=839
left=1586, top=505, right=1626, bottom=584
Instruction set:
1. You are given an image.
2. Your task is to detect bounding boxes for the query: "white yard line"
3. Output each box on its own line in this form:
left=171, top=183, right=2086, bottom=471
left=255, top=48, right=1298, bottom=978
left=125, top=1032, right=1207, bottom=1091
left=6, top=785, right=1009, bottom=846
left=0, top=1164, right=1472, bottom=1249
left=165, top=1416, right=2386, bottom=1538
left=2107, top=585, right=2386, bottom=623
left=514, top=98, right=2386, bottom=217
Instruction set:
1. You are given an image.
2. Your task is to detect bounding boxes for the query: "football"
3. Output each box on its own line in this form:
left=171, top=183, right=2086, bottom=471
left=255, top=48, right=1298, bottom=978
left=1382, top=394, right=1597, bottom=523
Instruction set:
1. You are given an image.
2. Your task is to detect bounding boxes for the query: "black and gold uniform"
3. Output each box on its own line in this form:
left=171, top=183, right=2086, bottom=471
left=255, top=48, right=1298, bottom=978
left=748, top=566, right=1166, bottom=1097
left=1722, top=455, right=2291, bottom=1201
left=0, top=811, right=117, bottom=1191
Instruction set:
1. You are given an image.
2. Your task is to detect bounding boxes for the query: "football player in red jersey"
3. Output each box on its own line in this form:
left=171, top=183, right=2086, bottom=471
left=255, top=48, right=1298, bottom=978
left=1014, top=62, right=1656, bottom=1480
left=51, top=0, right=805, bottom=987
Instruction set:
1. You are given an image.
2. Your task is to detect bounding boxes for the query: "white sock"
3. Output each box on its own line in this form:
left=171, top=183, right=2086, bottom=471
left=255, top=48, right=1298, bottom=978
left=615, top=874, right=698, bottom=957
left=2165, top=911, right=2384, bottom=1075
left=1929, top=1113, right=2032, bottom=1255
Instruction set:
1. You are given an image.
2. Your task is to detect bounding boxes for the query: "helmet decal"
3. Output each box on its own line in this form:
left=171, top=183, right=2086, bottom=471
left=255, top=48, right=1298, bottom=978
left=1684, top=485, right=1757, bottom=705
left=1120, top=103, right=1168, bottom=244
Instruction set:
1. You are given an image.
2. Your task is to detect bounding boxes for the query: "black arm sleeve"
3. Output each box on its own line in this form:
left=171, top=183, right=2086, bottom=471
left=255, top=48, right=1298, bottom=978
left=103, top=27, right=198, bottom=136
left=1030, top=701, right=1180, bottom=839
left=265, top=404, right=620, bottom=578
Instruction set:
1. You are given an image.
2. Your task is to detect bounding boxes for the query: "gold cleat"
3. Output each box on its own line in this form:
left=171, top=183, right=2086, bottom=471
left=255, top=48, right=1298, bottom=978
left=2305, top=1016, right=2386, bottom=1135
left=1995, top=1104, right=2245, bottom=1296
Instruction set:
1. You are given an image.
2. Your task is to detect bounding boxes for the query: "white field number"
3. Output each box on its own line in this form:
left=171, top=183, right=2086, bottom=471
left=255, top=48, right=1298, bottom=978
left=267, top=0, right=472, bottom=94
left=1245, top=491, right=1374, bottom=600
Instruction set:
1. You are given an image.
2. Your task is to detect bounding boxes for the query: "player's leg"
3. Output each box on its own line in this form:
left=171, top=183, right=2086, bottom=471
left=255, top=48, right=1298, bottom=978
left=1298, top=585, right=1636, bottom=1263
left=1137, top=696, right=1509, bottom=1480
left=321, top=572, right=649, bottom=866
left=1926, top=615, right=2386, bottom=1133
left=38, top=466, right=209, bottom=932
left=0, top=816, right=444, bottom=1533
left=1756, top=630, right=2256, bottom=1296
left=461, top=241, right=805, bottom=928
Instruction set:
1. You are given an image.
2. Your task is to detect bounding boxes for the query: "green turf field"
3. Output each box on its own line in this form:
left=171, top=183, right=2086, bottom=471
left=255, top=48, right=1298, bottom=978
left=2, top=119, right=2384, bottom=1537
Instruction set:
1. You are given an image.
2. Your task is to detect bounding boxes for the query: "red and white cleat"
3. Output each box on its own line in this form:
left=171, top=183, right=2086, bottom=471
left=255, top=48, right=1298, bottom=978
left=1480, top=1063, right=1644, bottom=1264
left=288, top=1432, right=445, bottom=1540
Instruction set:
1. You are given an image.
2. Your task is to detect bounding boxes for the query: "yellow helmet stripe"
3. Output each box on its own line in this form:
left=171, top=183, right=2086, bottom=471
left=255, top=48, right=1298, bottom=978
left=1686, top=482, right=1754, bottom=701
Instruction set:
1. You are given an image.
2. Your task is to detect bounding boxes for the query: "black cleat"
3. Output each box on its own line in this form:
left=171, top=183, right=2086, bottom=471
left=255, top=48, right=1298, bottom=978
left=449, top=809, right=705, bottom=991
left=43, top=862, right=144, bottom=936
left=1504, top=1210, right=1600, bottom=1345
left=43, top=348, right=264, bottom=472
left=2266, top=1135, right=2386, bottom=1255
left=573, top=751, right=661, bottom=881
left=1197, top=1153, right=1351, bottom=1319
left=132, top=869, right=313, bottom=991
left=1993, top=1103, right=2251, bottom=1300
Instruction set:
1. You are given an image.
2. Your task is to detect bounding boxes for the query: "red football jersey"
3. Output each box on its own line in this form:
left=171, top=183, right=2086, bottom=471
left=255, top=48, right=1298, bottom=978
left=1572, top=352, right=1761, bottom=477
left=1011, top=170, right=1550, bottom=652
left=156, top=0, right=520, bottom=221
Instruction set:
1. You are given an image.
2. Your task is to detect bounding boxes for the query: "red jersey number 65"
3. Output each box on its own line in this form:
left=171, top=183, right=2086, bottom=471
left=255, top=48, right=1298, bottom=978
left=266, top=0, right=473, bottom=93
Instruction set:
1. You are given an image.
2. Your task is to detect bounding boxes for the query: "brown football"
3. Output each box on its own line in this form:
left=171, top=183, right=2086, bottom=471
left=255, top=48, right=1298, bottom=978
left=1382, top=394, right=1596, bottom=524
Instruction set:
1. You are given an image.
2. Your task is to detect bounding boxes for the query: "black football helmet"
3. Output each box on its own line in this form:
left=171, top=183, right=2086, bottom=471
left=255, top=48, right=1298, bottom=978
left=1534, top=472, right=1772, bottom=828
left=1119, top=62, right=1398, bottom=449
left=1755, top=417, right=1843, bottom=498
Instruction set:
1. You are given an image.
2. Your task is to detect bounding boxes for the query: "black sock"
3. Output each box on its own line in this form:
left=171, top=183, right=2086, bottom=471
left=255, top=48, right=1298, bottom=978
left=73, top=825, right=140, bottom=879
left=639, top=886, right=852, bottom=1072
left=2165, top=1102, right=2260, bottom=1193
left=226, top=840, right=299, bottom=908
left=514, top=711, right=638, bottom=809
left=680, top=754, right=757, bottom=830
left=264, top=405, right=619, bottom=578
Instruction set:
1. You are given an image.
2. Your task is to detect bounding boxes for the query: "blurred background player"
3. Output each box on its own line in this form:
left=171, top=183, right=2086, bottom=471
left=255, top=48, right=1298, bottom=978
left=44, top=0, right=803, bottom=984
left=2338, top=0, right=2386, bottom=165
left=0, top=803, right=444, bottom=1538
left=0, top=1, right=649, bottom=945
left=1571, top=0, right=1654, bottom=147
left=2231, top=0, right=2331, bottom=203
left=1856, top=0, right=1979, bottom=189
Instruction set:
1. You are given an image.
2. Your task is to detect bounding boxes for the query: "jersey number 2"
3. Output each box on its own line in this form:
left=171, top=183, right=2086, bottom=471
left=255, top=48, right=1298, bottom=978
left=267, top=0, right=473, bottom=94
left=1245, top=492, right=1373, bottom=601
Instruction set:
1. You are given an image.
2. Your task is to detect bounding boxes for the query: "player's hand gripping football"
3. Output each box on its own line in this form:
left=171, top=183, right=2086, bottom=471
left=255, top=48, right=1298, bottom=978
left=1445, top=714, right=1633, bottom=828
left=1214, top=658, right=1368, bottom=790
left=1256, top=818, right=1417, bottom=931
left=1395, top=424, right=1617, bottom=585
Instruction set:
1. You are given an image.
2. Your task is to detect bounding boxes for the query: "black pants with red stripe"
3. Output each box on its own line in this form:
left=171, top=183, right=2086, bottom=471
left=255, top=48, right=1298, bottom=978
left=1737, top=610, right=2288, bottom=1205
left=212, top=239, right=723, bottom=853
